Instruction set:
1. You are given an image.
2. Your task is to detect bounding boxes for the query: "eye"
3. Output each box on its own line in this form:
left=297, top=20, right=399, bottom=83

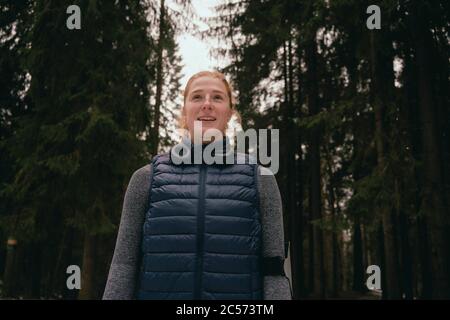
left=192, top=94, right=202, bottom=100
left=214, top=95, right=223, bottom=100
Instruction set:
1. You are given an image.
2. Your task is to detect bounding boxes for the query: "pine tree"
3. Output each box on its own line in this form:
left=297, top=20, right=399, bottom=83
left=3, top=0, right=153, bottom=298
left=147, top=0, right=196, bottom=155
left=0, top=0, right=33, bottom=297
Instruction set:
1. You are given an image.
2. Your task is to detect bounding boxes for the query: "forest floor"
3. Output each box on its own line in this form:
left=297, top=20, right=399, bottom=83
left=306, top=290, right=382, bottom=300
left=334, top=290, right=382, bottom=300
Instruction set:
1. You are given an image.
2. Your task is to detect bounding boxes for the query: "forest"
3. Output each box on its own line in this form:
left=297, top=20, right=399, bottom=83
left=0, top=0, right=449, bottom=299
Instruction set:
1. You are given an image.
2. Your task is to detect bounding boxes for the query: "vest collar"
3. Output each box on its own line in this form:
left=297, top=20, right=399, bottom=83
left=170, top=136, right=235, bottom=165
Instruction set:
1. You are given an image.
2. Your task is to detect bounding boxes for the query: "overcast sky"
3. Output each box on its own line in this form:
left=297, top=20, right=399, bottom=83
left=176, top=0, right=223, bottom=88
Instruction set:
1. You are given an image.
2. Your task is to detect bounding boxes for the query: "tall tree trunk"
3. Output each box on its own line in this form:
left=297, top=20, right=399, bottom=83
left=78, top=233, right=96, bottom=300
left=150, top=0, right=165, bottom=156
left=294, top=145, right=305, bottom=298
left=410, top=0, right=450, bottom=299
left=281, top=41, right=292, bottom=239
left=377, top=224, right=387, bottom=299
left=51, top=226, right=76, bottom=297
left=329, top=181, right=339, bottom=297
left=398, top=202, right=413, bottom=299
left=283, top=36, right=304, bottom=299
left=335, top=199, right=344, bottom=294
left=289, top=36, right=304, bottom=299
left=63, top=229, right=77, bottom=300
left=324, top=146, right=339, bottom=297
left=352, top=216, right=366, bottom=293
left=417, top=215, right=432, bottom=298
left=30, top=241, right=42, bottom=298
left=305, top=39, right=325, bottom=298
left=341, top=229, right=349, bottom=292
left=3, top=236, right=18, bottom=297
left=307, top=188, right=314, bottom=295
left=369, top=31, right=401, bottom=299
left=295, top=36, right=307, bottom=298
left=400, top=50, right=426, bottom=300
left=350, top=130, right=367, bottom=295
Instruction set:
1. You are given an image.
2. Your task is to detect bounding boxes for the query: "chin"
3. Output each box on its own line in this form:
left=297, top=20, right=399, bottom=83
left=203, top=127, right=225, bottom=134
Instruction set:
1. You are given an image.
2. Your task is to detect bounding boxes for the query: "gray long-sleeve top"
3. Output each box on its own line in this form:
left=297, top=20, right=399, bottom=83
left=103, top=164, right=292, bottom=300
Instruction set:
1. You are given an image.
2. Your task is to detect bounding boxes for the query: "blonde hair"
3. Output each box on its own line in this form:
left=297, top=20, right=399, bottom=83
left=178, top=71, right=241, bottom=130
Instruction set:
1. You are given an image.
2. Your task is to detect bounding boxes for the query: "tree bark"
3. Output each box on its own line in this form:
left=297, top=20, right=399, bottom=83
left=410, top=0, right=450, bottom=299
left=369, top=31, right=401, bottom=299
left=78, top=233, right=96, bottom=300
left=305, top=39, right=325, bottom=298
left=417, top=215, right=432, bottom=298
left=150, top=0, right=165, bottom=156
left=398, top=203, right=413, bottom=299
left=3, top=237, right=18, bottom=297
left=352, top=217, right=366, bottom=292
left=283, top=36, right=304, bottom=299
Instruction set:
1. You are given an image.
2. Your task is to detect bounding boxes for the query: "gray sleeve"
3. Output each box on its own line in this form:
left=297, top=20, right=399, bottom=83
left=103, top=163, right=292, bottom=300
left=102, top=164, right=152, bottom=300
left=258, top=166, right=293, bottom=300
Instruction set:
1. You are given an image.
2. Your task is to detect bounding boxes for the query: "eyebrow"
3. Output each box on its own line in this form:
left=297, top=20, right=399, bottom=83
left=190, top=89, right=226, bottom=95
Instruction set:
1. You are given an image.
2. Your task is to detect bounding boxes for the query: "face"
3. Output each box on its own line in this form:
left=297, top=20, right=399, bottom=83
left=183, top=76, right=232, bottom=140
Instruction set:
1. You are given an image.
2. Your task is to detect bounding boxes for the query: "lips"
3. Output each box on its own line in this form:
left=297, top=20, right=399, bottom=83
left=197, top=116, right=216, bottom=121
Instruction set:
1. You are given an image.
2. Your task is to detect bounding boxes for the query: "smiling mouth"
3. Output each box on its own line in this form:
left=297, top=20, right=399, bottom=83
left=197, top=116, right=216, bottom=121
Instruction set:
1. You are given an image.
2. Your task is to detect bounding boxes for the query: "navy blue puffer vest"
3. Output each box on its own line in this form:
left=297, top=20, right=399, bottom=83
left=136, top=145, right=263, bottom=300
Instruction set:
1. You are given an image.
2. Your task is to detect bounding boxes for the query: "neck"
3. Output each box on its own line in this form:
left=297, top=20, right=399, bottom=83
left=171, top=135, right=233, bottom=165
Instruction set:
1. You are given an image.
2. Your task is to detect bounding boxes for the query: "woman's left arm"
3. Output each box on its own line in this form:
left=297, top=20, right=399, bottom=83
left=257, top=166, right=293, bottom=300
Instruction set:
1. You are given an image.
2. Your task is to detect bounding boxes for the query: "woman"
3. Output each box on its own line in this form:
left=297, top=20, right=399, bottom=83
left=103, top=71, right=291, bottom=300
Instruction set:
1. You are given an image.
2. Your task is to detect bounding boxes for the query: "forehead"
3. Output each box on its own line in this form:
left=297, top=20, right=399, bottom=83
left=188, top=76, right=227, bottom=94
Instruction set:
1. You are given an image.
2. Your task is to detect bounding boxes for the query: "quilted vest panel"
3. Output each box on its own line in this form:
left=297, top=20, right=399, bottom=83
left=136, top=152, right=263, bottom=300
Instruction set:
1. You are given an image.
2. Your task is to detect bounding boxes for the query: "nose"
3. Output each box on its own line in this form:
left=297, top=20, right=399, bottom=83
left=201, top=94, right=213, bottom=110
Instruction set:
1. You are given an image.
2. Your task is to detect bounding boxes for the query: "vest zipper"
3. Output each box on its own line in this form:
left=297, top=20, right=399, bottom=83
left=194, top=164, right=207, bottom=299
